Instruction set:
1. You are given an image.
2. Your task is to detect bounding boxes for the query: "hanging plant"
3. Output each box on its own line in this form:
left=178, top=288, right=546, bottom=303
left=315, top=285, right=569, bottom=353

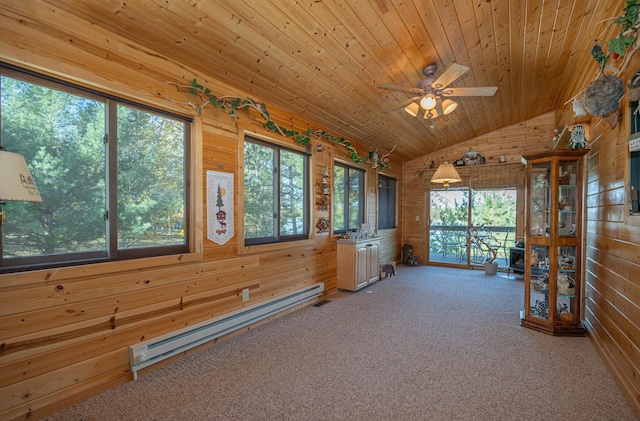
left=591, top=0, right=640, bottom=72
left=165, top=79, right=394, bottom=169
left=582, top=2, right=640, bottom=124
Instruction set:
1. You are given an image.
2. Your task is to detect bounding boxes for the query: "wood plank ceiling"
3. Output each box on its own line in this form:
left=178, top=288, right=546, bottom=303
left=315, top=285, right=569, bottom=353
left=39, top=0, right=623, bottom=162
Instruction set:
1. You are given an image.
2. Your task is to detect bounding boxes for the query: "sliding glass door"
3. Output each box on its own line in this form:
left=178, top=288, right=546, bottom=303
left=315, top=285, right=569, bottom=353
left=470, top=189, right=517, bottom=267
left=428, top=188, right=517, bottom=267
left=429, top=189, right=469, bottom=265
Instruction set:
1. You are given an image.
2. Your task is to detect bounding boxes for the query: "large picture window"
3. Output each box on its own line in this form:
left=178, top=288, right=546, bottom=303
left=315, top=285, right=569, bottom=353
left=333, top=162, right=364, bottom=233
left=243, top=136, right=309, bottom=245
left=378, top=174, right=397, bottom=229
left=0, top=66, right=190, bottom=271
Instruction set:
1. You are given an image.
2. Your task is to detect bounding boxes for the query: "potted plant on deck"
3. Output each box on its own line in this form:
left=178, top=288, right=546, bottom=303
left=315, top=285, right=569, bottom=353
left=472, top=231, right=499, bottom=275
left=482, top=244, right=499, bottom=275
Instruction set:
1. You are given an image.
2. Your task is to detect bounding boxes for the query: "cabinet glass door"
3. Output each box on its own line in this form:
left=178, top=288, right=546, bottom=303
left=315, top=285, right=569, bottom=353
left=558, top=160, right=579, bottom=237
left=530, top=162, right=551, bottom=236
left=557, top=246, right=577, bottom=322
left=529, top=245, right=550, bottom=320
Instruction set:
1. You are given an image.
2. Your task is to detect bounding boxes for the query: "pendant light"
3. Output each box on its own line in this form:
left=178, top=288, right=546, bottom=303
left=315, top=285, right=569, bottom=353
left=431, top=161, right=462, bottom=188
left=430, top=124, right=461, bottom=189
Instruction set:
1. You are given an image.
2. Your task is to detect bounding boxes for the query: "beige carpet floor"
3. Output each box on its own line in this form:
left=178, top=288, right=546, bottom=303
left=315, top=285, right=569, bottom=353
left=41, top=266, right=636, bottom=420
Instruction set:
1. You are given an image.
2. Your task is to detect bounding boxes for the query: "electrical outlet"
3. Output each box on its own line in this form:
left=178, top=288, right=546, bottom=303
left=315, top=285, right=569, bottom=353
left=415, top=215, right=419, bottom=222
left=242, top=288, right=249, bottom=302
left=629, top=137, right=640, bottom=152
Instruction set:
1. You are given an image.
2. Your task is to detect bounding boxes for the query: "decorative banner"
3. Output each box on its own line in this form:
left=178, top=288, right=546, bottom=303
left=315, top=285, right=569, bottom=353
left=206, top=171, right=234, bottom=245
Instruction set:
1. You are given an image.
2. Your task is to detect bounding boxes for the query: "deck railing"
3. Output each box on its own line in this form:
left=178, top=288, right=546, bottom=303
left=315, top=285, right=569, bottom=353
left=429, top=225, right=516, bottom=266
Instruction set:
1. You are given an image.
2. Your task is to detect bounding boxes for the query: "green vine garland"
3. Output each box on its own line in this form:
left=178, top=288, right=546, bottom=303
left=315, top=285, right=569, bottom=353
left=180, top=79, right=394, bottom=169
left=591, top=0, right=640, bottom=74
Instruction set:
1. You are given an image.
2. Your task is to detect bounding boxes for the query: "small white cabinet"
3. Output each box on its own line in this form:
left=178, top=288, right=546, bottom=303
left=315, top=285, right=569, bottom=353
left=337, top=238, right=380, bottom=291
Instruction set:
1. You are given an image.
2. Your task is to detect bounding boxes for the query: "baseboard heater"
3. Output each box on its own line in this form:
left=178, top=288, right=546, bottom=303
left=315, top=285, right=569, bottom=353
left=129, top=282, right=324, bottom=380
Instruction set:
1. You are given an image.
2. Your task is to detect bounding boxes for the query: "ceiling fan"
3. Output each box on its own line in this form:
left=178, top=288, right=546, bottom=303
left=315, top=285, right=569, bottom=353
left=378, top=63, right=497, bottom=119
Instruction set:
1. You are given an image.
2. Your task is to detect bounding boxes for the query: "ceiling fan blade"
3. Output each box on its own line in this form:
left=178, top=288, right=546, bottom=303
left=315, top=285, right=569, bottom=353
left=381, top=96, right=421, bottom=113
left=378, top=83, right=423, bottom=94
left=442, top=87, right=498, bottom=97
left=431, top=63, right=469, bottom=89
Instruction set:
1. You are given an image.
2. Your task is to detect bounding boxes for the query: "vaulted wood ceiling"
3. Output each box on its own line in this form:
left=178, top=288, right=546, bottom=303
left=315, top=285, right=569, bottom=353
left=41, top=0, right=623, bottom=162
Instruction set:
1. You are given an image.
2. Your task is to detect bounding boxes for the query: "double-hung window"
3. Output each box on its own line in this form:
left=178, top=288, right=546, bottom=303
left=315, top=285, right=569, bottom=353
left=243, top=136, right=309, bottom=245
left=333, top=162, right=364, bottom=233
left=0, top=65, right=190, bottom=272
left=378, top=175, right=397, bottom=229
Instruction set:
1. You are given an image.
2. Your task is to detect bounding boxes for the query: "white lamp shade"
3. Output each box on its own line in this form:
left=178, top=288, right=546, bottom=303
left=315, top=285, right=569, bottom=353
left=442, top=99, right=458, bottom=115
left=420, top=94, right=437, bottom=110
left=0, top=150, right=43, bottom=202
left=404, top=102, right=420, bottom=117
left=431, top=161, right=462, bottom=188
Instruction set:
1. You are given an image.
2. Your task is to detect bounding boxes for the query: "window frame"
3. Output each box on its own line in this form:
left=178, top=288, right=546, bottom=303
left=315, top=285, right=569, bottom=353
left=629, top=98, right=640, bottom=218
left=378, top=174, right=397, bottom=229
left=0, top=64, right=192, bottom=272
left=332, top=161, right=365, bottom=234
left=242, top=134, right=310, bottom=246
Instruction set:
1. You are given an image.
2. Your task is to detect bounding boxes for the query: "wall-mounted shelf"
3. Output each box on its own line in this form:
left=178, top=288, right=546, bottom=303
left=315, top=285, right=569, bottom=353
left=553, top=124, right=589, bottom=150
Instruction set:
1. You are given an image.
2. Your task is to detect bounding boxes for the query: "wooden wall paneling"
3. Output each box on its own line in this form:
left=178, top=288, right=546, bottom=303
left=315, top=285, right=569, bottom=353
left=1, top=369, right=127, bottom=421
left=0, top=256, right=260, bottom=319
left=0, top=276, right=254, bottom=364
left=586, top=220, right=640, bottom=245
left=586, top=250, right=640, bottom=328
left=583, top=288, right=640, bottom=400
left=584, top=269, right=640, bottom=385
left=0, top=349, right=127, bottom=414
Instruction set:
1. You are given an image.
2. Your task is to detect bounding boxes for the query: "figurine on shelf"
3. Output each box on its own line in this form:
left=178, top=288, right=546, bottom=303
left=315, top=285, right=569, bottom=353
left=569, top=125, right=586, bottom=149
left=557, top=273, right=575, bottom=295
left=534, top=174, right=549, bottom=188
left=558, top=254, right=574, bottom=270
left=540, top=273, right=550, bottom=291
left=556, top=303, right=575, bottom=321
left=530, top=249, right=539, bottom=266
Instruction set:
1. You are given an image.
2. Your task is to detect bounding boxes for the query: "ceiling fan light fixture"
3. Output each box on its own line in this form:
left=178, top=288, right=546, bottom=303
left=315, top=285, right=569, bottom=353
left=424, top=107, right=439, bottom=119
left=420, top=94, right=437, bottom=110
left=442, top=99, right=458, bottom=115
left=404, top=102, right=420, bottom=117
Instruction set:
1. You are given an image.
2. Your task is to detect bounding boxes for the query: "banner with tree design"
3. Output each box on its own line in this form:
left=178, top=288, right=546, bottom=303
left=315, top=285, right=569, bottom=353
left=206, top=171, right=234, bottom=245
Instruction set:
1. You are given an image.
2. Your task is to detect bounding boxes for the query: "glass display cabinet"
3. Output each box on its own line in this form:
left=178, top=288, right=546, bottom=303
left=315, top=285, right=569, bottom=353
left=522, top=149, right=588, bottom=336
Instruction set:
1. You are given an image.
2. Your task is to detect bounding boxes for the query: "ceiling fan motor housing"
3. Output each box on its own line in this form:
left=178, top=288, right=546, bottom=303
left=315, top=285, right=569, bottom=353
left=422, top=64, right=438, bottom=77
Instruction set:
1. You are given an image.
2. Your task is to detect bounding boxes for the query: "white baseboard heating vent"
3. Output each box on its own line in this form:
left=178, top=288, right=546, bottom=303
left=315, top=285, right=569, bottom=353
left=129, top=282, right=324, bottom=380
